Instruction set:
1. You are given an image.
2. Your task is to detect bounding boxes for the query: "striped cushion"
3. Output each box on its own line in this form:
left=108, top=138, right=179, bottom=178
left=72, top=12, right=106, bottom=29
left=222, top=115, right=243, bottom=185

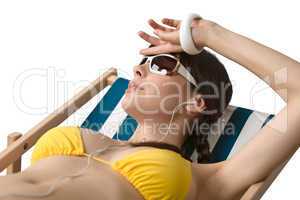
left=81, top=78, right=274, bottom=163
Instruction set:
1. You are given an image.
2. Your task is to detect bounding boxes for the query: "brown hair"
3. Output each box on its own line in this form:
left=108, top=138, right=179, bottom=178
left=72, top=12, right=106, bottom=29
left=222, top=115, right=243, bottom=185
left=179, top=49, right=233, bottom=163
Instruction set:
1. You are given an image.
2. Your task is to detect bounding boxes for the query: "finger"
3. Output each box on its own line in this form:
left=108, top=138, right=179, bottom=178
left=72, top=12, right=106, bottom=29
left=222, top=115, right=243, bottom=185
left=161, top=18, right=181, bottom=28
left=139, top=44, right=182, bottom=55
left=148, top=19, right=174, bottom=32
left=138, top=31, right=163, bottom=46
left=140, top=44, right=182, bottom=55
left=154, top=29, right=180, bottom=44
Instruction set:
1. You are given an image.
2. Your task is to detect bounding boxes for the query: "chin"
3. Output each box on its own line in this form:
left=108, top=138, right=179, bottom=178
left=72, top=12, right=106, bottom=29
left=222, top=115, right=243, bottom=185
left=121, top=92, right=142, bottom=120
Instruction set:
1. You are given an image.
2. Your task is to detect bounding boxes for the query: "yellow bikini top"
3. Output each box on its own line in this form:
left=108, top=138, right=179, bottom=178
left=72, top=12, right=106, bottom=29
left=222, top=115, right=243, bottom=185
left=31, top=126, right=192, bottom=200
left=85, top=148, right=192, bottom=200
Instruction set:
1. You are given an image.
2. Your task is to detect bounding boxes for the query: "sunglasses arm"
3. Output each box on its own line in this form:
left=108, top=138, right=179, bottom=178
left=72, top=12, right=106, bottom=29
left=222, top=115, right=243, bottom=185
left=177, top=65, right=198, bottom=87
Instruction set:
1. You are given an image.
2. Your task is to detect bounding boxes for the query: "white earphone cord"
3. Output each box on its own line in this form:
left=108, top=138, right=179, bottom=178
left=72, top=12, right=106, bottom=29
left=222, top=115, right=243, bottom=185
left=159, top=101, right=195, bottom=142
left=0, top=100, right=193, bottom=199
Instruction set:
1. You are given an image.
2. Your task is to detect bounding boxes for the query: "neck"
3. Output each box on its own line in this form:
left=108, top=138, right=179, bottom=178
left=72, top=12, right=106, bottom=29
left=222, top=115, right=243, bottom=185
left=129, top=116, right=188, bottom=150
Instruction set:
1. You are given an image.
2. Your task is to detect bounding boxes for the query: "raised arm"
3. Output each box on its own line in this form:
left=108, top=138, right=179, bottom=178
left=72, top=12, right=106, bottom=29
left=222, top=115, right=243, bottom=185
left=198, top=20, right=300, bottom=198
left=138, top=18, right=300, bottom=199
left=203, top=21, right=300, bottom=101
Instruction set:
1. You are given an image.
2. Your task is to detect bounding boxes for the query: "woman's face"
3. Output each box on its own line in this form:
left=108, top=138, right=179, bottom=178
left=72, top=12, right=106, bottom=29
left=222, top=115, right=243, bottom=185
left=121, top=58, right=193, bottom=122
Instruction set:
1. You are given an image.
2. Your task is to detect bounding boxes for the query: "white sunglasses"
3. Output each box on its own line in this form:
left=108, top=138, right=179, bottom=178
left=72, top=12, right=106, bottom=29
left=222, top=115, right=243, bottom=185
left=140, top=54, right=197, bottom=87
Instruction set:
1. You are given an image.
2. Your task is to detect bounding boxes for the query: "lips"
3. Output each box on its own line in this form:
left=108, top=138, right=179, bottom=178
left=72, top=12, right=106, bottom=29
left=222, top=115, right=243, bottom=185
left=126, top=81, right=144, bottom=93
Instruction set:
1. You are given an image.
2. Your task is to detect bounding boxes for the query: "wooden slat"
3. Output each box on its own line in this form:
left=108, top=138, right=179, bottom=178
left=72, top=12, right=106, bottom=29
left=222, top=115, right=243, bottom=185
left=6, top=132, right=22, bottom=174
left=106, top=74, right=118, bottom=85
left=0, top=67, right=118, bottom=172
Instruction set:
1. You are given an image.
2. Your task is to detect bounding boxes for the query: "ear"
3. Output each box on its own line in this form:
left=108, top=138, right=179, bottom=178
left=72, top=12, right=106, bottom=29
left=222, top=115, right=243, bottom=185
left=185, top=94, right=206, bottom=116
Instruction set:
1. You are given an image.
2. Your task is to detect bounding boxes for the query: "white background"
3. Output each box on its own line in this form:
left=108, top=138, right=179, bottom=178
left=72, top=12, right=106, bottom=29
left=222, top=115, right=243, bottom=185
left=0, top=0, right=299, bottom=198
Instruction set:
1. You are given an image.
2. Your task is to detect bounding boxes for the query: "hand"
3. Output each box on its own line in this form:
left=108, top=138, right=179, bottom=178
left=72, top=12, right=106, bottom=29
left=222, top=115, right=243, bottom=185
left=138, top=18, right=210, bottom=55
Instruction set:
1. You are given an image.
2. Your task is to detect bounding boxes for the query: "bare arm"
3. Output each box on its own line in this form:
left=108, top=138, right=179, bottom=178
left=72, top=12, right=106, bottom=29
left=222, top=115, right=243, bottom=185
left=202, top=21, right=300, bottom=198
left=202, top=21, right=300, bottom=101
left=138, top=18, right=300, bottom=199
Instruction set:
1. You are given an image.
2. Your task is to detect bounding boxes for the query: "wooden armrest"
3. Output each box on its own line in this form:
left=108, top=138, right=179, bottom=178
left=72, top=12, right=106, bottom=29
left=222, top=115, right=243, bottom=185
left=6, top=132, right=22, bottom=174
left=0, top=67, right=118, bottom=172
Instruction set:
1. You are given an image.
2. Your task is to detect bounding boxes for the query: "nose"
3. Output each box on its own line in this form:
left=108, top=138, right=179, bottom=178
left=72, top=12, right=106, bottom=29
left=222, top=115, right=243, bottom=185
left=133, top=64, right=147, bottom=78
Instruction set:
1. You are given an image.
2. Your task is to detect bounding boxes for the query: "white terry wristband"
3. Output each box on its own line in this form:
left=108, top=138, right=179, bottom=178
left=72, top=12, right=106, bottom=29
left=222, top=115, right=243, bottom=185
left=179, top=13, right=203, bottom=55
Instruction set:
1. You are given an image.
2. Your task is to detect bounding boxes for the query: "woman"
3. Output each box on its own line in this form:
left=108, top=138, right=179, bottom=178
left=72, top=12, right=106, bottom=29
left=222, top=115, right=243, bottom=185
left=0, top=16, right=299, bottom=200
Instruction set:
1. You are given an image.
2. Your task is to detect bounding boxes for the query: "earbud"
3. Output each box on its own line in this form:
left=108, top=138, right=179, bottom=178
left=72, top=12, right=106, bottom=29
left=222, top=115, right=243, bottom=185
left=160, top=69, right=167, bottom=75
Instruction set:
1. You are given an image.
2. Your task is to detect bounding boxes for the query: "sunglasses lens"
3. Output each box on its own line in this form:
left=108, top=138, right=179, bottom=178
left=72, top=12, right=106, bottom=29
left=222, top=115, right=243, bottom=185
left=151, top=56, right=177, bottom=73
